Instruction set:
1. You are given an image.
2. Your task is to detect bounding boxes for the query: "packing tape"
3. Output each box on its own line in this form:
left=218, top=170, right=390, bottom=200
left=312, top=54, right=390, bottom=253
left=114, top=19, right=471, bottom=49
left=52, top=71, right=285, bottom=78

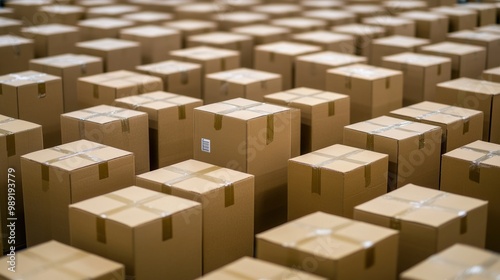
left=91, top=74, right=149, bottom=99
left=408, top=105, right=470, bottom=134
left=78, top=108, right=131, bottom=138
left=132, top=95, right=188, bottom=120
left=0, top=117, right=17, bottom=157
left=427, top=251, right=500, bottom=279
left=19, top=250, right=90, bottom=279
left=219, top=72, right=268, bottom=96
left=161, top=165, right=235, bottom=207
left=383, top=192, right=468, bottom=234
left=460, top=146, right=500, bottom=184
left=0, top=73, right=47, bottom=98
left=282, top=90, right=337, bottom=117
left=364, top=120, right=426, bottom=150
left=43, top=56, right=89, bottom=74
left=343, top=67, right=379, bottom=90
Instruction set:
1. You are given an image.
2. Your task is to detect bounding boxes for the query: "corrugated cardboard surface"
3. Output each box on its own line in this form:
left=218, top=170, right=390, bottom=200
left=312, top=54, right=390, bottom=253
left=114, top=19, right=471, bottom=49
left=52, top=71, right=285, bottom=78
left=448, top=30, right=500, bottom=69
left=232, top=24, right=291, bottom=45
left=370, top=35, right=430, bottom=66
left=21, top=24, right=80, bottom=58
left=291, top=31, right=355, bottom=53
left=75, top=38, right=141, bottom=72
left=399, top=11, right=449, bottom=43
left=483, top=66, right=500, bottom=83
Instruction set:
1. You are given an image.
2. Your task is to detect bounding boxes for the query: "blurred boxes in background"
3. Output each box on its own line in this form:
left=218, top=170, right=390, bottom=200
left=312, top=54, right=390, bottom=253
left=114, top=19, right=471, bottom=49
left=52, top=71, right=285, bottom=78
left=175, top=3, right=225, bottom=21
left=77, top=17, right=135, bottom=41
left=343, top=4, right=386, bottom=22
left=38, top=5, right=85, bottom=25
left=86, top=4, right=140, bottom=19
left=370, top=35, right=430, bottom=66
left=0, top=17, right=22, bottom=35
left=383, top=0, right=428, bottom=15
left=213, top=12, right=269, bottom=31
left=21, top=24, right=80, bottom=58
left=398, top=11, right=448, bottom=43
left=456, top=3, right=497, bottom=27
left=291, top=30, right=355, bottom=53
left=232, top=24, right=291, bottom=45
left=270, top=17, right=327, bottom=33
left=331, top=24, right=385, bottom=59
left=6, top=0, right=52, bottom=23
left=483, top=66, right=500, bottom=82
left=76, top=38, right=141, bottom=72
left=121, top=11, right=173, bottom=26
left=447, top=30, right=500, bottom=69
left=431, top=6, right=477, bottom=32
left=362, top=16, right=416, bottom=37
left=251, top=3, right=302, bottom=19
left=0, top=35, right=33, bottom=75
left=302, top=9, right=356, bottom=27
left=164, top=19, right=217, bottom=47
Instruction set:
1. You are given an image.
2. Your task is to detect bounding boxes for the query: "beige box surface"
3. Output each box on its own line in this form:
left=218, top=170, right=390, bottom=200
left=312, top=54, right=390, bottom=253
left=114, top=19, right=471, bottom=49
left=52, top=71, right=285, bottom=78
left=270, top=17, right=327, bottom=33
left=69, top=186, right=202, bottom=280
left=38, top=5, right=85, bottom=25
left=0, top=241, right=125, bottom=280
left=302, top=0, right=343, bottom=10
left=213, top=12, right=269, bottom=31
left=431, top=6, right=477, bottom=32
left=389, top=101, right=483, bottom=153
left=435, top=77, right=500, bottom=144
left=419, top=42, right=486, bottom=79
left=288, top=144, right=388, bottom=220
left=205, top=68, right=282, bottom=104
left=163, top=19, right=217, bottom=47
left=0, top=116, right=43, bottom=252
left=483, top=66, right=500, bottom=83
left=0, top=71, right=63, bottom=148
left=343, top=116, right=442, bottom=190
left=354, top=184, right=488, bottom=272
left=326, top=64, right=403, bottom=123
left=291, top=30, right=355, bottom=53
left=381, top=52, right=451, bottom=106
left=77, top=17, right=135, bottom=41
left=231, top=24, right=291, bottom=46
left=256, top=211, right=399, bottom=280
left=383, top=0, right=428, bottom=15
left=302, top=9, right=356, bottom=27
left=115, top=91, right=202, bottom=169
left=399, top=11, right=449, bottom=43
left=136, top=159, right=255, bottom=274
left=343, top=4, right=386, bottom=21
left=264, top=87, right=349, bottom=153
left=370, top=35, right=430, bottom=66
left=457, top=3, right=497, bottom=26
left=441, top=140, right=500, bottom=252
left=362, top=16, right=416, bottom=37
left=121, top=11, right=173, bottom=26
left=475, top=24, right=500, bottom=35
left=61, top=105, right=150, bottom=174
left=0, top=35, right=33, bottom=75
left=331, top=24, right=385, bottom=58
left=21, top=24, right=79, bottom=58
left=86, top=4, right=140, bottom=18
left=251, top=3, right=302, bottom=18
left=76, top=38, right=141, bottom=72
left=0, top=17, right=22, bottom=35
left=175, top=3, right=225, bottom=20
left=20, top=140, right=135, bottom=245
left=170, top=46, right=240, bottom=78
left=30, top=53, right=103, bottom=112
left=447, top=30, right=500, bottom=69
left=6, top=0, right=51, bottom=23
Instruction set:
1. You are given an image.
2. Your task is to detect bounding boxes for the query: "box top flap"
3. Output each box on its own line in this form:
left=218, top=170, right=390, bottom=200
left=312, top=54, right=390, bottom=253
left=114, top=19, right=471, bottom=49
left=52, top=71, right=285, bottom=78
left=164, top=19, right=217, bottom=30
left=432, top=6, right=477, bottom=15
left=373, top=35, right=430, bottom=47
left=137, top=60, right=200, bottom=74
left=122, top=11, right=173, bottom=22
left=207, top=68, right=280, bottom=84
left=271, top=17, right=326, bottom=28
left=40, top=4, right=85, bottom=13
left=196, top=98, right=290, bottom=120
left=293, top=30, right=354, bottom=43
left=265, top=87, right=348, bottom=106
left=332, top=24, right=385, bottom=35
left=383, top=52, right=451, bottom=66
left=0, top=116, right=41, bottom=133
left=115, top=91, right=202, bottom=109
left=303, top=9, right=355, bottom=19
left=170, top=46, right=239, bottom=60
left=63, top=104, right=146, bottom=124
left=120, top=25, right=179, bottom=37
left=78, top=17, right=133, bottom=28
left=0, top=71, right=60, bottom=86
left=251, top=3, right=301, bottom=13
left=444, top=140, right=500, bottom=168
left=31, top=53, right=102, bottom=68
left=255, top=41, right=321, bottom=55
left=297, top=51, right=366, bottom=66
left=421, top=42, right=485, bottom=55
left=363, top=16, right=414, bottom=26
left=76, top=38, right=139, bottom=50
left=438, top=78, right=500, bottom=95
left=399, top=11, right=448, bottom=20
left=232, top=24, right=290, bottom=36
left=390, top=101, right=482, bottom=125
left=213, top=11, right=269, bottom=22
left=189, top=31, right=251, bottom=43
left=22, top=23, right=78, bottom=35
left=328, top=64, right=401, bottom=80
left=449, top=30, right=500, bottom=42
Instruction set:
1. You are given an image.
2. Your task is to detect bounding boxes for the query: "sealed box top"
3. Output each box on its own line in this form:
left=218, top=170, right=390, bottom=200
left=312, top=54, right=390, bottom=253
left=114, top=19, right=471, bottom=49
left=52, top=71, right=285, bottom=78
left=0, top=34, right=32, bottom=47
left=232, top=24, right=290, bottom=36
left=137, top=60, right=201, bottom=75
left=206, top=68, right=280, bottom=85
left=333, top=24, right=385, bottom=36
left=443, top=140, right=500, bottom=168
left=40, top=4, right=85, bottom=14
left=213, top=11, right=269, bottom=23
left=0, top=17, right=22, bottom=27
left=484, top=66, right=500, bottom=76
left=271, top=17, right=327, bottom=28
left=176, top=3, right=224, bottom=13
left=251, top=3, right=301, bottom=14
left=438, top=77, right=500, bottom=95
left=448, top=30, right=500, bottom=43
left=265, top=87, right=348, bottom=107
left=0, top=114, right=41, bottom=135
left=297, top=51, right=365, bottom=66
left=79, top=70, right=162, bottom=87
left=293, top=30, right=354, bottom=44
left=120, top=25, right=180, bottom=37
left=363, top=16, right=414, bottom=26
left=170, top=46, right=239, bottom=60
left=328, top=64, right=401, bottom=80
left=164, top=19, right=217, bottom=31
left=0, top=70, right=60, bottom=87
left=76, top=38, right=139, bottom=51
left=399, top=11, right=448, bottom=21
left=78, top=17, right=134, bottom=29
left=122, top=11, right=173, bottom=22
left=30, top=53, right=102, bottom=68
left=420, top=42, right=485, bottom=55
left=87, top=4, right=139, bottom=15
left=432, top=6, right=477, bottom=16
left=383, top=52, right=451, bottom=67
left=372, top=35, right=429, bottom=47
left=189, top=31, right=252, bottom=44
left=255, top=41, right=321, bottom=56
left=257, top=211, right=397, bottom=259
left=62, top=104, right=147, bottom=125
left=195, top=97, right=290, bottom=121
left=115, top=91, right=202, bottom=111
left=22, top=23, right=79, bottom=35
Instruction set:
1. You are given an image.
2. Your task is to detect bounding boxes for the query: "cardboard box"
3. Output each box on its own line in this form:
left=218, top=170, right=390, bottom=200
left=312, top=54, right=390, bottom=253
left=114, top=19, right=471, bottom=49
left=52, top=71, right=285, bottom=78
left=389, top=101, right=483, bottom=153
left=401, top=244, right=500, bottom=280
left=419, top=42, right=486, bottom=79
left=187, top=32, right=254, bottom=68
left=255, top=41, right=321, bottom=90
left=302, top=9, right=357, bottom=27
left=343, top=116, right=442, bottom=190
left=288, top=144, right=388, bottom=220
left=204, top=68, right=282, bottom=104
left=225, top=0, right=262, bottom=11
left=0, top=7, right=14, bottom=19
left=441, top=140, right=500, bottom=252
left=326, top=64, right=403, bottom=123
left=198, top=257, right=327, bottom=280
left=398, top=11, right=449, bottom=43
left=38, top=5, right=84, bottom=25
left=232, top=24, right=291, bottom=46
left=251, top=4, right=302, bottom=18
left=69, top=186, right=202, bottom=280
left=457, top=3, right=497, bottom=26
left=291, top=31, right=355, bottom=54
left=136, top=60, right=202, bottom=99
left=20, top=139, right=135, bottom=245
left=76, top=38, right=141, bottom=72
left=475, top=24, right=500, bottom=35
left=136, top=159, right=255, bottom=273
left=447, top=30, right=500, bottom=69
left=121, top=11, right=173, bottom=26
left=0, top=70, right=63, bottom=148
left=0, top=35, right=33, bottom=75
left=383, top=1, right=428, bottom=15
left=163, top=19, right=217, bottom=47
left=302, top=0, right=343, bottom=10
left=30, top=53, right=104, bottom=112
left=77, top=17, right=135, bottom=41
left=193, top=98, right=298, bottom=232
left=86, top=4, right=140, bottom=18
left=120, top=25, right=181, bottom=64
left=264, top=88, right=349, bottom=153
left=370, top=35, right=430, bottom=66
left=381, top=52, right=452, bottom=106
left=6, top=0, right=52, bottom=24
left=213, top=11, right=269, bottom=31
left=77, top=70, right=163, bottom=108
left=0, top=17, right=22, bottom=35
left=61, top=105, right=150, bottom=174
left=21, top=23, right=79, bottom=58
left=362, top=16, right=416, bottom=37
left=431, top=7, right=477, bottom=32
left=114, top=91, right=202, bottom=169
left=0, top=240, right=125, bottom=279
left=344, top=4, right=386, bottom=21
left=256, top=212, right=399, bottom=280
left=331, top=24, right=385, bottom=58
left=127, top=0, right=191, bottom=13
left=435, top=78, right=500, bottom=143
left=0, top=116, right=43, bottom=252
left=483, top=66, right=500, bottom=82
left=170, top=46, right=240, bottom=78
left=76, top=0, right=116, bottom=8
left=354, top=184, right=488, bottom=272
left=270, top=17, right=327, bottom=33
left=175, top=3, right=226, bottom=20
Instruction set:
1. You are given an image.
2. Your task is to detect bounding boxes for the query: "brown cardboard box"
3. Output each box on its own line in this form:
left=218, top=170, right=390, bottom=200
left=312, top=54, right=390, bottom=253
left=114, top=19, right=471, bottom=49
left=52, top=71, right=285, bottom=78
left=86, top=4, right=140, bottom=18
left=383, top=1, right=428, bottom=15
left=0, top=17, right=22, bottom=35
left=401, top=244, right=500, bottom=280
left=251, top=4, right=302, bottom=19
left=76, top=0, right=116, bottom=8
left=136, top=159, right=255, bottom=274
left=114, top=91, right=202, bottom=169
left=187, top=32, right=254, bottom=68
left=0, top=71, right=63, bottom=148
left=0, top=116, right=42, bottom=252
left=256, top=211, right=399, bottom=280
left=0, top=35, right=33, bottom=75
left=20, top=139, right=135, bottom=245
left=354, top=184, right=488, bottom=272
left=232, top=24, right=291, bottom=46
left=205, top=68, right=282, bottom=104
left=127, top=0, right=191, bottom=13
left=264, top=88, right=349, bottom=153
left=69, top=186, right=202, bottom=280
left=441, top=140, right=500, bottom=252
left=344, top=4, right=386, bottom=21
left=0, top=7, right=14, bottom=19
left=291, top=31, right=355, bottom=53
left=475, top=24, right=500, bottom=35
left=431, top=7, right=477, bottom=32
left=302, top=9, right=357, bottom=27
left=255, top=41, right=321, bottom=90
left=302, top=0, right=343, bottom=10
left=225, top=0, right=262, bottom=11
left=120, top=25, right=181, bottom=64
left=77, top=17, right=135, bottom=41
left=198, top=257, right=327, bottom=280
left=77, top=70, right=163, bottom=108
left=389, top=101, right=483, bottom=153
left=21, top=24, right=79, bottom=58
left=457, top=3, right=497, bottom=26
left=362, top=16, right=416, bottom=37
left=30, top=53, right=104, bottom=112
left=447, top=30, right=500, bottom=69
left=0, top=240, right=125, bottom=279
left=175, top=3, right=226, bottom=20
left=371, top=35, right=430, bottom=66
left=483, top=66, right=500, bottom=82
left=76, top=38, right=141, bottom=72
left=381, top=52, right=452, bottom=106
left=61, top=105, right=150, bottom=174
left=270, top=17, right=327, bottom=33
left=213, top=12, right=269, bottom=31
left=343, top=116, right=442, bottom=190
left=6, top=0, right=51, bottom=24
left=136, top=60, right=201, bottom=99
left=121, top=11, right=173, bottom=26
left=398, top=11, right=449, bottom=43
left=326, top=64, right=403, bottom=123
left=163, top=19, right=217, bottom=47
left=419, top=42, right=486, bottom=79
left=38, top=5, right=85, bottom=25
left=331, top=24, right=385, bottom=58
left=193, top=98, right=297, bottom=232
left=288, top=144, right=388, bottom=220
left=435, top=78, right=500, bottom=143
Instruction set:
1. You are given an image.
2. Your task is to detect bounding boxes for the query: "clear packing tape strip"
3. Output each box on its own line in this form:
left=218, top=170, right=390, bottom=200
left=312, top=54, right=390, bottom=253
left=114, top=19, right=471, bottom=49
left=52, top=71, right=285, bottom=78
left=407, top=105, right=470, bottom=134
left=461, top=146, right=500, bottom=184
left=427, top=250, right=500, bottom=279
left=91, top=74, right=150, bottom=99
left=281, top=90, right=336, bottom=117
left=131, top=94, right=186, bottom=120
left=364, top=120, right=426, bottom=150
left=0, top=73, right=47, bottom=98
left=0, top=117, right=16, bottom=157
left=78, top=108, right=131, bottom=138
left=343, top=67, right=390, bottom=90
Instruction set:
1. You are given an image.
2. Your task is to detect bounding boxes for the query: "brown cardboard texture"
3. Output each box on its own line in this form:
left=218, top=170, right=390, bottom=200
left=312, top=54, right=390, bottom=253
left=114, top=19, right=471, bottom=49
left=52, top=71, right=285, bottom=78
left=231, top=24, right=291, bottom=46
left=331, top=24, right=385, bottom=58
left=483, top=66, right=500, bottom=83
left=77, top=17, right=135, bottom=41
left=291, top=31, right=355, bottom=54
left=447, top=30, right=500, bottom=69
left=431, top=7, right=477, bottom=32
left=362, top=16, right=416, bottom=37
left=21, top=24, right=80, bottom=58
left=398, top=11, right=449, bottom=43
left=163, top=19, right=217, bottom=47
left=0, top=35, right=33, bottom=75
left=76, top=38, right=141, bottom=72
left=270, top=17, right=327, bottom=33
left=370, top=35, right=430, bottom=66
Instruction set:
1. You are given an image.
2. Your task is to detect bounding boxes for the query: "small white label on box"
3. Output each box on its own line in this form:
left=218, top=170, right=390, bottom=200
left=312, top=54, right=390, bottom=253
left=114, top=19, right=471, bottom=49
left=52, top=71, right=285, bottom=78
left=201, top=138, right=211, bottom=153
